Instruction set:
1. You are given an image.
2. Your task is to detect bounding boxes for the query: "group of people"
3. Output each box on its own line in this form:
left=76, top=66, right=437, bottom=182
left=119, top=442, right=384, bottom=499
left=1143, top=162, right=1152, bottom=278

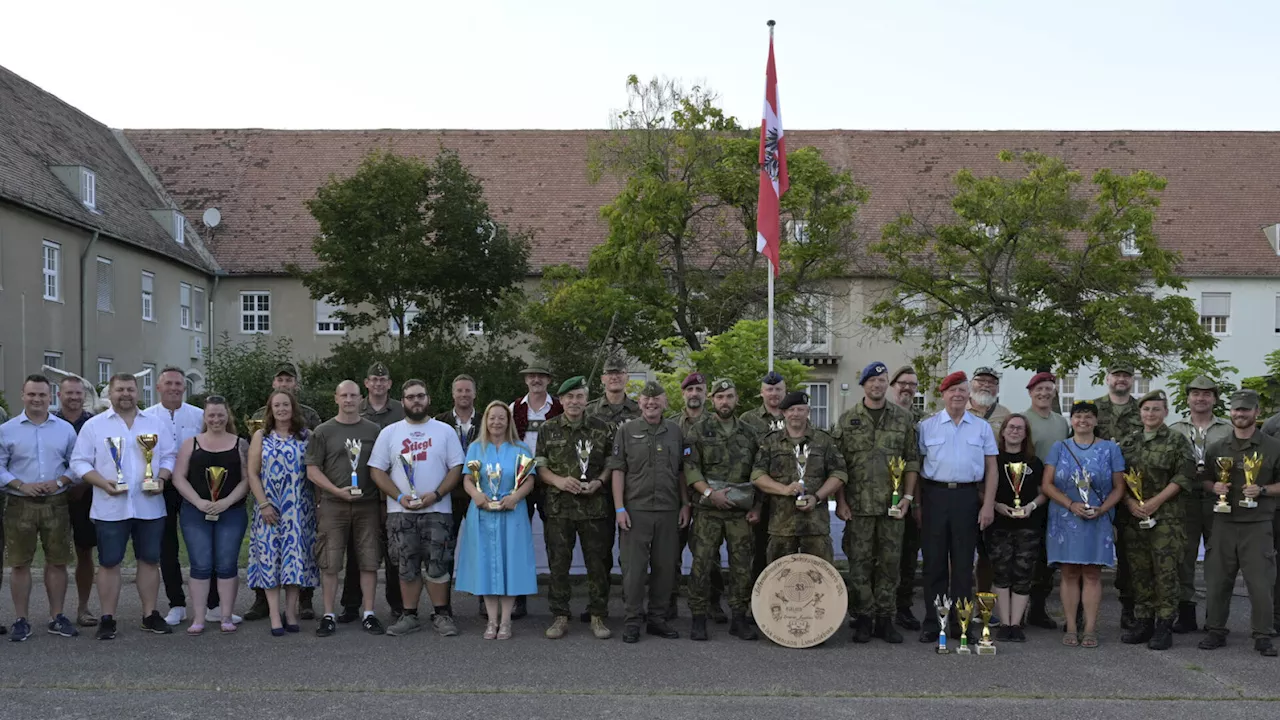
left=1, top=355, right=1277, bottom=657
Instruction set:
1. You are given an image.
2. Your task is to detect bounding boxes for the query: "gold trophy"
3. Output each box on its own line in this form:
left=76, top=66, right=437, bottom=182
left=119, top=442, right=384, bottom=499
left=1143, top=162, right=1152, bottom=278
left=514, top=454, right=536, bottom=491
left=484, top=463, right=504, bottom=510
left=1241, top=452, right=1263, bottom=509
left=246, top=418, right=265, bottom=436
left=1124, top=469, right=1156, bottom=529
left=398, top=452, right=421, bottom=506
left=106, top=437, right=126, bottom=487
left=344, top=438, right=363, bottom=497
left=975, top=592, right=998, bottom=655
left=793, top=443, right=811, bottom=508
left=1213, top=457, right=1233, bottom=514
left=137, top=434, right=160, bottom=492
left=205, top=467, right=226, bottom=522
left=934, top=595, right=953, bottom=654
left=954, top=598, right=973, bottom=655
left=1004, top=461, right=1030, bottom=518
left=887, top=456, right=906, bottom=518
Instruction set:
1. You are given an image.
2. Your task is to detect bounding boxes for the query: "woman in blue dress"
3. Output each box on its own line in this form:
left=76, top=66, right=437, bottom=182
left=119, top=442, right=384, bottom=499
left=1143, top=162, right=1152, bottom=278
left=1041, top=400, right=1126, bottom=648
left=456, top=400, right=538, bottom=640
left=246, top=389, right=318, bottom=636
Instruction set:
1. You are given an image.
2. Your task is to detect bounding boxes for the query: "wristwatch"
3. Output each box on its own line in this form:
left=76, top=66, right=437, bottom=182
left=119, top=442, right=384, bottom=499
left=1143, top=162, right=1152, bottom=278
left=702, top=487, right=713, bottom=499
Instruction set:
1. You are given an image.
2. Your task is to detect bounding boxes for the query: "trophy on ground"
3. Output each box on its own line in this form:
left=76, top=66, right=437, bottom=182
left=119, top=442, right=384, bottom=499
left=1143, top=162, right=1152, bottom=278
left=1213, top=457, right=1233, bottom=514
left=398, top=452, right=421, bottom=506
left=106, top=437, right=126, bottom=487
left=1004, top=461, right=1030, bottom=518
left=205, top=466, right=226, bottom=521
left=1072, top=469, right=1095, bottom=516
left=887, top=456, right=906, bottom=518
left=344, top=438, right=363, bottom=497
left=1124, top=469, right=1156, bottom=529
left=955, top=598, right=973, bottom=655
left=137, top=434, right=160, bottom=492
left=1241, top=452, right=1263, bottom=509
left=575, top=440, right=593, bottom=486
left=793, top=444, right=811, bottom=508
left=975, top=592, right=998, bottom=655
left=934, top=595, right=953, bottom=654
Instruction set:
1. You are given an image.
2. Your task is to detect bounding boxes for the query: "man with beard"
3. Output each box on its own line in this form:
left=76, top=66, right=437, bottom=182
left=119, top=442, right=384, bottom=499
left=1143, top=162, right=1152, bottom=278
left=1095, top=363, right=1144, bottom=630
left=1170, top=375, right=1234, bottom=633
left=587, top=357, right=639, bottom=430
left=53, top=376, right=98, bottom=627
left=968, top=367, right=1009, bottom=595
left=1198, top=390, right=1280, bottom=656
left=511, top=364, right=562, bottom=619
left=667, top=373, right=723, bottom=621
left=888, top=366, right=925, bottom=631
left=1023, top=371, right=1071, bottom=629
left=742, top=371, right=787, bottom=584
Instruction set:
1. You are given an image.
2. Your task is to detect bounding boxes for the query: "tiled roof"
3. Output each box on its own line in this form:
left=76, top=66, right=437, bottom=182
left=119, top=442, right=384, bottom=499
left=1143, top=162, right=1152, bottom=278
left=122, top=127, right=1280, bottom=277
left=0, top=65, right=216, bottom=272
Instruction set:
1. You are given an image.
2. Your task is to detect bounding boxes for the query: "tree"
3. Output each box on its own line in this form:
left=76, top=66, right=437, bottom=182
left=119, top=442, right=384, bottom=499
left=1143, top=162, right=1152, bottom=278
left=1166, top=352, right=1238, bottom=416
left=526, top=76, right=867, bottom=370
left=655, top=320, right=810, bottom=415
left=290, top=148, right=531, bottom=353
left=1241, top=349, right=1280, bottom=418
left=865, top=151, right=1216, bottom=388
left=202, top=333, right=296, bottom=434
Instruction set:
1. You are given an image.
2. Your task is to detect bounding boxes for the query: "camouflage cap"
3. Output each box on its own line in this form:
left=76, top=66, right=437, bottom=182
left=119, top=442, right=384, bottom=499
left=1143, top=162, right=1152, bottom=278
left=602, top=356, right=628, bottom=374
left=1138, top=389, right=1168, bottom=408
left=1229, top=389, right=1260, bottom=411
left=1185, top=375, right=1219, bottom=394
left=639, top=380, right=667, bottom=398
left=973, top=366, right=1002, bottom=380
left=273, top=362, right=299, bottom=378
left=710, top=378, right=736, bottom=395
left=557, top=375, right=587, bottom=396
left=366, top=361, right=390, bottom=378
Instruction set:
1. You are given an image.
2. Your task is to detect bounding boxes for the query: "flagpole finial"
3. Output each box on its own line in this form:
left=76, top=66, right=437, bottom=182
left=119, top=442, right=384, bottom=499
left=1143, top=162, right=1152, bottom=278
left=767, top=19, right=776, bottom=28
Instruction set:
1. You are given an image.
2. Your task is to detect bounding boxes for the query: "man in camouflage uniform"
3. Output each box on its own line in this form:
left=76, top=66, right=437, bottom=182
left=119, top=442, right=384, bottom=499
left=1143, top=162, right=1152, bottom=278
left=684, top=378, right=761, bottom=642
left=1094, top=363, right=1144, bottom=629
left=1116, top=390, right=1193, bottom=650
left=1199, top=390, right=1280, bottom=657
left=751, top=391, right=848, bottom=563
left=1169, top=375, right=1234, bottom=633
left=741, top=371, right=788, bottom=584
left=666, top=372, right=725, bottom=621
left=887, top=366, right=926, bottom=631
left=536, top=376, right=615, bottom=641
left=586, top=356, right=640, bottom=430
left=834, top=362, right=920, bottom=644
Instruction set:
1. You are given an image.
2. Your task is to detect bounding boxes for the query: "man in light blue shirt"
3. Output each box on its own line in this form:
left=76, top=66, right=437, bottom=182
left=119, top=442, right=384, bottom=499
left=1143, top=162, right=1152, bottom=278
left=915, top=371, right=998, bottom=645
left=0, top=374, right=80, bottom=641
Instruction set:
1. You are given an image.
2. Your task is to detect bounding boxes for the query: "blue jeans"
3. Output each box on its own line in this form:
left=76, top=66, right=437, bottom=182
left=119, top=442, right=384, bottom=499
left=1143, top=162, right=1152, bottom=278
left=95, top=517, right=165, bottom=568
left=179, top=501, right=248, bottom=580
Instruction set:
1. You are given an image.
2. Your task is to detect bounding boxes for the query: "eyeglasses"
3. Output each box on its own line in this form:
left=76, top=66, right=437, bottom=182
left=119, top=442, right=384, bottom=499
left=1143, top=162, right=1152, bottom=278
left=893, top=381, right=919, bottom=389
left=403, top=393, right=428, bottom=401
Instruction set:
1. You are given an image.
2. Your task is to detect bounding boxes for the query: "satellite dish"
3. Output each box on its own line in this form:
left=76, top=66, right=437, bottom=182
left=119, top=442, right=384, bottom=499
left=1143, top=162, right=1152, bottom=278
left=202, top=208, right=222, bottom=228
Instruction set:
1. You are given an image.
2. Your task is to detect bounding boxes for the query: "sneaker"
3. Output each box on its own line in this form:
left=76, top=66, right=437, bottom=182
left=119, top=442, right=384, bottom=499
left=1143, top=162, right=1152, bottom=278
left=362, top=615, right=386, bottom=635
left=164, top=607, right=187, bottom=626
left=316, top=615, right=337, bottom=637
left=47, top=614, right=78, bottom=638
left=142, top=611, right=174, bottom=634
left=96, top=616, right=118, bottom=640
left=386, top=613, right=422, bottom=636
left=432, top=613, right=459, bottom=637
left=10, top=618, right=32, bottom=642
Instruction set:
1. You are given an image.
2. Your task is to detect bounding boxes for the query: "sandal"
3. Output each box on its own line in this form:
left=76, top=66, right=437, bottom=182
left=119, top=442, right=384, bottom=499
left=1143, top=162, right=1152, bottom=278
left=497, top=621, right=512, bottom=640
left=484, top=621, right=498, bottom=640
left=1080, top=632, right=1098, bottom=648
left=186, top=623, right=205, bottom=636
left=1062, top=632, right=1079, bottom=647
left=220, top=622, right=237, bottom=633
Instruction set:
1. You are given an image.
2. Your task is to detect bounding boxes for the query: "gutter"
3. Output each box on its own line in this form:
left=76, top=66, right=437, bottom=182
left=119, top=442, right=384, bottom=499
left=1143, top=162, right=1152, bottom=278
left=79, top=230, right=101, bottom=376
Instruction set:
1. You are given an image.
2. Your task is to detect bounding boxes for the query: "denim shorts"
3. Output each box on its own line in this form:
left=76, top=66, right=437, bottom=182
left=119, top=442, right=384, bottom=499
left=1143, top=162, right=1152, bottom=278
left=180, top=501, right=249, bottom=580
left=95, top=517, right=165, bottom=568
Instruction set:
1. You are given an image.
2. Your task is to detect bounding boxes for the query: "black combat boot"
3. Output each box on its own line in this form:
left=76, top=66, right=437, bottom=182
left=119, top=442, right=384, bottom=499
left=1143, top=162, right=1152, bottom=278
left=1122, top=617, right=1154, bottom=645
left=1255, top=637, right=1278, bottom=657
left=851, top=614, right=873, bottom=643
left=1119, top=599, right=1136, bottom=631
left=1198, top=629, right=1227, bottom=650
left=894, top=606, right=921, bottom=631
left=874, top=615, right=903, bottom=644
left=1026, top=597, right=1057, bottom=630
left=690, top=615, right=708, bottom=641
left=729, top=612, right=758, bottom=641
left=1171, top=602, right=1197, bottom=634
left=1148, top=617, right=1173, bottom=650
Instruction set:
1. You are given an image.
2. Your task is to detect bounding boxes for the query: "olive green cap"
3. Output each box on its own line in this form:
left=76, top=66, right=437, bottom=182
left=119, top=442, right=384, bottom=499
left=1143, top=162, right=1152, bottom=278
left=1229, top=390, right=1260, bottom=411
left=1185, top=375, right=1219, bottom=394
left=639, top=380, right=666, bottom=398
left=1137, top=389, right=1167, bottom=408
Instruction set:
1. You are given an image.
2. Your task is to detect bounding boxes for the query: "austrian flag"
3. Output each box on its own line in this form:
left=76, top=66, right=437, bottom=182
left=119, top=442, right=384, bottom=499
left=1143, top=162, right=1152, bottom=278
left=756, top=26, right=788, bottom=276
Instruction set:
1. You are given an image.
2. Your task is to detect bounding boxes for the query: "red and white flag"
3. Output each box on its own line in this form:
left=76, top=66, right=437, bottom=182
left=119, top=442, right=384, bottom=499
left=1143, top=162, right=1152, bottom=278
left=756, top=28, right=788, bottom=276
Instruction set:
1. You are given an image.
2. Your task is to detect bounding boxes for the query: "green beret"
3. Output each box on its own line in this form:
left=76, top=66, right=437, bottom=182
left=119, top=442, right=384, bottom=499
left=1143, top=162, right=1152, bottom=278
left=639, top=380, right=666, bottom=398
left=710, top=378, right=735, bottom=395
left=1185, top=375, right=1218, bottom=394
left=557, top=376, right=587, bottom=396
left=1138, top=389, right=1167, bottom=408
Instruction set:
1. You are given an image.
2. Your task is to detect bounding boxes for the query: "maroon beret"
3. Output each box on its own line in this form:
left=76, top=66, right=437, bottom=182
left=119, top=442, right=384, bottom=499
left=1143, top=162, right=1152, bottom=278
left=681, top=372, right=706, bottom=389
left=938, top=371, right=968, bottom=393
left=1026, top=371, right=1056, bottom=390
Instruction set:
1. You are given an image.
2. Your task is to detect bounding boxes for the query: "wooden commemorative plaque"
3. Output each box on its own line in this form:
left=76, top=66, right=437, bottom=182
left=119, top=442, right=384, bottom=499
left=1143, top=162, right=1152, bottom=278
left=750, top=553, right=847, bottom=648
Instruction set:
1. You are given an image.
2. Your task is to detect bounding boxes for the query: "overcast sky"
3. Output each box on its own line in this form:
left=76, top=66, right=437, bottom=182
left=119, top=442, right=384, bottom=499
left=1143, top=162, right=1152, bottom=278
left=3, top=0, right=1275, bottom=131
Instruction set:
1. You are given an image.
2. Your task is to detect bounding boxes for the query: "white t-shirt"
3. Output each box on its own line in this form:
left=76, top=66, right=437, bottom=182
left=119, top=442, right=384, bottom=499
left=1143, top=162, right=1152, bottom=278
left=369, top=418, right=464, bottom=514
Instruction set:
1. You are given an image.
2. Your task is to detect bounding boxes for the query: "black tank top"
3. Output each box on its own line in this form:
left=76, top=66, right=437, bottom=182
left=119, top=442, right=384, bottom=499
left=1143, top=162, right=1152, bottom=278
left=187, top=436, right=246, bottom=507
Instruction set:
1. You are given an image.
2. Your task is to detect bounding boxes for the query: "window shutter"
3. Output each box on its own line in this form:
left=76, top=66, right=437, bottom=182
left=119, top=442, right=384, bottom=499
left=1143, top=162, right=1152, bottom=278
left=194, top=287, right=206, bottom=324
left=1200, top=292, right=1230, bottom=317
left=142, top=272, right=154, bottom=293
left=96, top=258, right=112, bottom=311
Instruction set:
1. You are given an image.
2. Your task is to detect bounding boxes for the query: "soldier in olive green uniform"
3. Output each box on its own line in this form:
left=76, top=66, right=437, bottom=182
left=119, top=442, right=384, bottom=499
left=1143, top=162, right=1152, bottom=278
left=586, top=356, right=640, bottom=431
left=741, top=371, right=788, bottom=583
left=1199, top=390, right=1280, bottom=656
left=536, top=376, right=616, bottom=640
left=684, top=379, right=761, bottom=642
left=610, top=381, right=691, bottom=643
left=1094, top=363, right=1144, bottom=629
left=751, top=391, right=848, bottom=564
left=1116, top=390, right=1193, bottom=650
left=833, top=363, right=921, bottom=644
left=1168, top=375, right=1234, bottom=633
left=667, top=372, right=725, bottom=621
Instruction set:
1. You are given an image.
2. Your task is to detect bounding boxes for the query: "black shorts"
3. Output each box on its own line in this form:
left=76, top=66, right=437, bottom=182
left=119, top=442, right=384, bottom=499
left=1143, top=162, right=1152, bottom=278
left=69, top=488, right=96, bottom=549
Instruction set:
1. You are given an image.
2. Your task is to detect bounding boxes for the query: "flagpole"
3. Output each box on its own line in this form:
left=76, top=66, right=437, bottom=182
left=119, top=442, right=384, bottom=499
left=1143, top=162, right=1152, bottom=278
left=766, top=19, right=776, bottom=373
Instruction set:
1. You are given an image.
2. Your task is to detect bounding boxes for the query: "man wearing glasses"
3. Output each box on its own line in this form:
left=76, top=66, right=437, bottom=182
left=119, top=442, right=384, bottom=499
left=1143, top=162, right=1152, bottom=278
left=888, top=366, right=924, bottom=631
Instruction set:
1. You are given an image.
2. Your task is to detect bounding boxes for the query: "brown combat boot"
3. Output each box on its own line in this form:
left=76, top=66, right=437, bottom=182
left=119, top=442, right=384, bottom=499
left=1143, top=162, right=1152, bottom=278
left=545, top=616, right=570, bottom=639
left=590, top=616, right=612, bottom=640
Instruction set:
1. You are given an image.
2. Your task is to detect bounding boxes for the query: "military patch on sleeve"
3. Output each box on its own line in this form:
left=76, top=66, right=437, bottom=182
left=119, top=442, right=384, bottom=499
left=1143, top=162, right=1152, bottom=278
left=613, top=442, right=622, bottom=456
left=683, top=446, right=692, bottom=456
left=851, top=419, right=861, bottom=427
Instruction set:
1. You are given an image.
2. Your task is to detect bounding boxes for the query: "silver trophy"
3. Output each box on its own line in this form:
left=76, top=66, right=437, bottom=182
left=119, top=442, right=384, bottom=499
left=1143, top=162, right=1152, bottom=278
left=793, top=443, right=811, bottom=508
left=106, top=437, right=126, bottom=487
left=575, top=439, right=593, bottom=484
left=934, top=595, right=953, bottom=654
left=344, top=438, right=363, bottom=496
left=484, top=463, right=504, bottom=510
left=1072, top=469, right=1096, bottom=516
left=1190, top=426, right=1207, bottom=470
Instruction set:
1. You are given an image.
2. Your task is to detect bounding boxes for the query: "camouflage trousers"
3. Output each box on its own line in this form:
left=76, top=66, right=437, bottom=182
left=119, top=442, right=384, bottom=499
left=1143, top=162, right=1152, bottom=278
left=689, top=510, right=754, bottom=614
left=544, top=515, right=615, bottom=618
left=985, top=527, right=1041, bottom=596
left=1122, top=518, right=1185, bottom=621
left=766, top=534, right=833, bottom=565
left=842, top=515, right=904, bottom=617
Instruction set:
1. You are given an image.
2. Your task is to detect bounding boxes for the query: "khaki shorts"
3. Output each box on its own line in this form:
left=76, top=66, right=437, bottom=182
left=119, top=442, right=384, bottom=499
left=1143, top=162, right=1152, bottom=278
left=5, top=493, right=74, bottom=567
left=315, top=499, right=383, bottom=573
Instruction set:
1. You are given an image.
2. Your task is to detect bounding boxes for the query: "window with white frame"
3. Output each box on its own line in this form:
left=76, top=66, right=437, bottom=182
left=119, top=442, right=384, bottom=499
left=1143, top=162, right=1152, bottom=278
left=193, top=286, right=206, bottom=332
left=806, top=382, right=830, bottom=430
left=389, top=303, right=419, bottom=336
left=1060, top=372, right=1077, bottom=416
left=912, top=392, right=926, bottom=414
left=465, top=318, right=484, bottom=336
left=80, top=168, right=96, bottom=210
left=173, top=213, right=185, bottom=245
left=141, top=272, right=155, bottom=321
left=1120, top=229, right=1140, bottom=256
left=787, top=219, right=810, bottom=244
left=1133, top=376, right=1151, bottom=397
left=315, top=297, right=346, bottom=335
left=1199, top=292, right=1230, bottom=335
left=179, top=283, right=192, bottom=329
left=141, top=363, right=155, bottom=407
left=240, top=291, right=271, bottom=334
left=97, top=358, right=112, bottom=386
left=44, top=352, right=63, bottom=409
left=903, top=295, right=927, bottom=336
left=42, top=240, right=61, bottom=300
left=96, top=257, right=113, bottom=312
left=790, top=294, right=831, bottom=352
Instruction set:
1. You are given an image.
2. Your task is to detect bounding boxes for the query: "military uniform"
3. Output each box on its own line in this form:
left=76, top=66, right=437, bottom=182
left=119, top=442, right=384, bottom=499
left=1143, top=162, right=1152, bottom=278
left=669, top=408, right=723, bottom=615
left=587, top=395, right=640, bottom=432
left=1095, top=392, right=1143, bottom=617
left=895, top=403, right=926, bottom=623
left=751, top=425, right=848, bottom=564
left=1169, top=413, right=1234, bottom=609
left=832, top=401, right=920, bottom=623
left=740, top=405, right=785, bottom=580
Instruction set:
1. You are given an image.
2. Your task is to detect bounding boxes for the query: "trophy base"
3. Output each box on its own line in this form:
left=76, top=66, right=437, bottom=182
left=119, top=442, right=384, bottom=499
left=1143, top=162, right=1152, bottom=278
left=1239, top=498, right=1258, bottom=509
left=1138, top=517, right=1157, bottom=529
left=142, top=480, right=160, bottom=492
left=1213, top=503, right=1233, bottom=514
left=349, top=487, right=363, bottom=497
left=486, top=501, right=502, bottom=511
left=795, top=496, right=808, bottom=508
left=204, top=513, right=220, bottom=522
left=956, top=645, right=971, bottom=655
left=887, top=507, right=902, bottom=518
left=977, top=643, right=997, bottom=655
left=1009, top=507, right=1026, bottom=518
left=115, top=481, right=128, bottom=489
left=936, top=645, right=950, bottom=655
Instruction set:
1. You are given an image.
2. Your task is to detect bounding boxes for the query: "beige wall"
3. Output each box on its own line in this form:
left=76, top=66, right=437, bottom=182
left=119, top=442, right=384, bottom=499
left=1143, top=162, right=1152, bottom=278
left=211, top=276, right=347, bottom=362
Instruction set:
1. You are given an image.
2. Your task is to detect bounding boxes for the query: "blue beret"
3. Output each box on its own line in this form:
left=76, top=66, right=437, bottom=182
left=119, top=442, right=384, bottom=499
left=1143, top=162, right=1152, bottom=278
left=762, top=371, right=784, bottom=386
left=859, top=362, right=888, bottom=386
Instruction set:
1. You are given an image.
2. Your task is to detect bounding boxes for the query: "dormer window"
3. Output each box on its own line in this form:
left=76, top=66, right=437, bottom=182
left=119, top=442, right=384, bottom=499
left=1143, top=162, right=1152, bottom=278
left=149, top=209, right=186, bottom=244
left=80, top=168, right=96, bottom=209
left=49, top=165, right=98, bottom=211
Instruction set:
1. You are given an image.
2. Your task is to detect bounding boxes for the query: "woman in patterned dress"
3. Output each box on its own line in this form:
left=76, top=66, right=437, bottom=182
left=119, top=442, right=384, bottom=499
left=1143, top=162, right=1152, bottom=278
left=247, top=389, right=317, bottom=636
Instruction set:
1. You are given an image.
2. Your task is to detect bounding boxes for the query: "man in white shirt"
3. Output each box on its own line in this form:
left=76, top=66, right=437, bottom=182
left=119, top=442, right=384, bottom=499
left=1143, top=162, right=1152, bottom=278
left=510, top=364, right=562, bottom=618
left=140, top=367, right=205, bottom=626
left=70, top=373, right=178, bottom=640
left=369, top=379, right=464, bottom=638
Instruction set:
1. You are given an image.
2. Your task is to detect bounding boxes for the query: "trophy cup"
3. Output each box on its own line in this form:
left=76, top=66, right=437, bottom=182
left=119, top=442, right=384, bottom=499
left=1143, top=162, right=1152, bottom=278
left=1190, top=427, right=1207, bottom=471
left=887, top=456, right=906, bottom=518
left=975, top=592, right=998, bottom=655
left=246, top=418, right=265, bottom=436
left=1213, top=457, right=1233, bottom=514
left=514, top=454, right=536, bottom=492
left=1004, top=461, right=1030, bottom=518
left=1072, top=470, right=1095, bottom=516
left=793, top=443, right=811, bottom=508
left=137, top=434, right=160, bottom=492
left=575, top=440, right=593, bottom=486
left=934, top=595, right=953, bottom=654
left=344, top=438, right=363, bottom=497
left=1124, top=469, right=1156, bottom=529
left=398, top=452, right=421, bottom=506
left=205, top=467, right=226, bottom=522
left=484, top=463, right=504, bottom=510
left=1241, top=452, right=1263, bottom=509
left=955, top=598, right=973, bottom=655
left=106, top=437, right=127, bottom=487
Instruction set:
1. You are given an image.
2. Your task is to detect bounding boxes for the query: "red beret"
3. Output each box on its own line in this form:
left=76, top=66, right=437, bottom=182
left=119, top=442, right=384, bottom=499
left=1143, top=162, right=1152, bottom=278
left=1026, top=371, right=1056, bottom=390
left=938, top=371, right=968, bottom=393
left=681, top=372, right=706, bottom=389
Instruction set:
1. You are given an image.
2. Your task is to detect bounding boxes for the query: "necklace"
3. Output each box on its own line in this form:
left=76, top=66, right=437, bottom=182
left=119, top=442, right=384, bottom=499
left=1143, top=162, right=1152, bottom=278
left=1070, top=437, right=1095, bottom=451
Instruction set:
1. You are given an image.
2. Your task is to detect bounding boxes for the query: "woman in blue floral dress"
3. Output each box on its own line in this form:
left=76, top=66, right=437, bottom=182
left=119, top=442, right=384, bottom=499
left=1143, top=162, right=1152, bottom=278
left=247, top=389, right=317, bottom=636
left=1041, top=401, right=1126, bottom=648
